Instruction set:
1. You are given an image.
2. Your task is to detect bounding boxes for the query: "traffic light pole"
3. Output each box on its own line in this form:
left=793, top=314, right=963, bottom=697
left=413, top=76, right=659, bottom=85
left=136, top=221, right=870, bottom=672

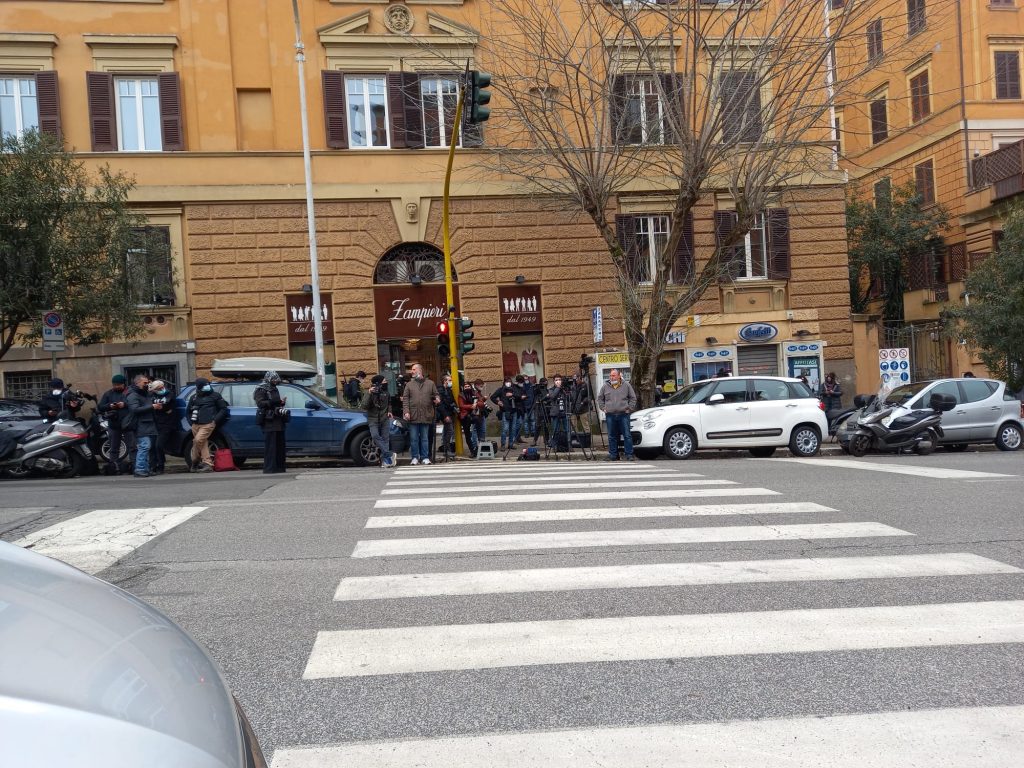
left=442, top=86, right=465, bottom=456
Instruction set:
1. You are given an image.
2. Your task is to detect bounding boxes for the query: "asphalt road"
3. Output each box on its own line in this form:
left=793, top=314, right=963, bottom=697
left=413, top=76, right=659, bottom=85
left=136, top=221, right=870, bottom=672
left=3, top=448, right=1024, bottom=765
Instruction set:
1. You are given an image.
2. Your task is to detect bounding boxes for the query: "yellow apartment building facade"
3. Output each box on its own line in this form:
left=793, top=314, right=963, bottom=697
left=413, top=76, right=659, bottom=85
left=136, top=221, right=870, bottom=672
left=837, top=0, right=1024, bottom=386
left=1, top=0, right=854, bottom=401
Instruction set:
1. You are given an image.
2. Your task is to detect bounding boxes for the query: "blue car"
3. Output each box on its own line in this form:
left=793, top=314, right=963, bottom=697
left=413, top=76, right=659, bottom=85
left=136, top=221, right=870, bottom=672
left=171, top=379, right=408, bottom=467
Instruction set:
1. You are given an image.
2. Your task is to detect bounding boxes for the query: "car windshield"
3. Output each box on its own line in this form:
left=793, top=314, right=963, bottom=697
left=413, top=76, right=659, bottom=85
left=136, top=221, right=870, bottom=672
left=885, top=382, right=930, bottom=406
left=665, top=382, right=716, bottom=405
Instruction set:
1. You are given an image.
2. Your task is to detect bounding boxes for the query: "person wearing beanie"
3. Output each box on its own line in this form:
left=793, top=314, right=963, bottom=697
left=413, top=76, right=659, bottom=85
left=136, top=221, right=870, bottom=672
left=98, top=373, right=133, bottom=474
left=38, top=377, right=82, bottom=422
left=186, top=376, right=229, bottom=472
left=361, top=373, right=395, bottom=467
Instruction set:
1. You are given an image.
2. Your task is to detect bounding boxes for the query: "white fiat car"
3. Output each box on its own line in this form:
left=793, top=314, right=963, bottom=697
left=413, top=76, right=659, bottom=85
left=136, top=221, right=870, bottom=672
left=630, top=376, right=828, bottom=459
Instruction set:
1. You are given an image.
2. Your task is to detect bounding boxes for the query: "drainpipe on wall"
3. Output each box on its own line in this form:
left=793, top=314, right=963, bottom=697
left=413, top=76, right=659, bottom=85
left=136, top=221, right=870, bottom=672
left=956, top=0, right=971, bottom=189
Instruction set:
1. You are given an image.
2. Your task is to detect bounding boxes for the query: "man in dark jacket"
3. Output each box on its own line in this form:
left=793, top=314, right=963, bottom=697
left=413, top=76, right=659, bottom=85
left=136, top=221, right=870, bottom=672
left=188, top=377, right=229, bottom=472
left=436, top=373, right=459, bottom=461
left=490, top=377, right=518, bottom=450
left=126, top=374, right=161, bottom=477
left=38, top=378, right=83, bottom=422
left=254, top=370, right=287, bottom=474
left=148, top=380, right=177, bottom=475
left=361, top=374, right=395, bottom=468
left=98, top=374, right=133, bottom=474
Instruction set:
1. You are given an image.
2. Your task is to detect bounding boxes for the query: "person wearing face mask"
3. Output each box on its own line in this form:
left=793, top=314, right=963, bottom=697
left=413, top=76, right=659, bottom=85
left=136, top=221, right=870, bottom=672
left=436, top=373, right=459, bottom=461
left=490, top=376, right=519, bottom=451
left=148, top=380, right=177, bottom=475
left=254, top=370, right=288, bottom=474
left=126, top=374, right=161, bottom=478
left=38, top=378, right=83, bottom=422
left=187, top=377, right=229, bottom=472
left=401, top=363, right=440, bottom=465
left=98, top=374, right=133, bottom=475
left=458, top=382, right=480, bottom=456
left=545, top=374, right=572, bottom=452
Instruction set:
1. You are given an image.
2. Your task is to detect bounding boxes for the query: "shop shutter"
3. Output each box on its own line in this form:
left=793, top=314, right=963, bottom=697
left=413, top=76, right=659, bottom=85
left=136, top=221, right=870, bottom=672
left=34, top=71, right=62, bottom=141
left=157, top=72, right=185, bottom=151
left=737, top=344, right=779, bottom=376
left=86, top=71, right=116, bottom=152
left=615, top=214, right=640, bottom=283
left=673, top=210, right=694, bottom=283
left=714, top=210, right=742, bottom=281
left=322, top=70, right=348, bottom=149
left=766, top=208, right=791, bottom=279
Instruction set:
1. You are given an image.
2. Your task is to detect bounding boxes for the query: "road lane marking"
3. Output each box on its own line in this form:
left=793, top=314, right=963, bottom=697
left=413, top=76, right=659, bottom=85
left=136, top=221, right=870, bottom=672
left=391, top=464, right=663, bottom=476
left=374, top=487, right=779, bottom=508
left=303, top=599, right=1023, bottom=678
left=770, top=458, right=1015, bottom=479
left=381, top=479, right=735, bottom=495
left=12, top=506, right=207, bottom=574
left=334, top=552, right=1019, bottom=600
left=385, top=471, right=690, bottom=485
left=365, top=502, right=835, bottom=528
left=271, top=705, right=1024, bottom=767
left=350, top=522, right=910, bottom=557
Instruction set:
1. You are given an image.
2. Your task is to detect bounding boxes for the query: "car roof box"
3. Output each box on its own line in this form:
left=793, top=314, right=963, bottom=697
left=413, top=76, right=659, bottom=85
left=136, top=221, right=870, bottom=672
left=210, top=357, right=316, bottom=381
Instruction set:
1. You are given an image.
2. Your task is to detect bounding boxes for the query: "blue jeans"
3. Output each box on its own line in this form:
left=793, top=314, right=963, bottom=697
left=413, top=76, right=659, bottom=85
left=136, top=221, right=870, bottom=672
left=500, top=412, right=521, bottom=447
left=134, top=435, right=153, bottom=474
left=522, top=410, right=537, bottom=439
left=606, top=413, right=633, bottom=459
left=474, top=415, right=487, bottom=443
left=409, top=423, right=430, bottom=461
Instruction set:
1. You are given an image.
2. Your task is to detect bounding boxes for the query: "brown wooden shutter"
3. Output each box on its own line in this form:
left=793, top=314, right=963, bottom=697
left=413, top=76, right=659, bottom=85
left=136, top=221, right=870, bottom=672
left=673, top=211, right=694, bottom=283
left=721, top=71, right=761, bottom=143
left=659, top=73, right=684, bottom=144
left=766, top=208, right=791, bottom=280
left=86, top=71, right=116, bottom=152
left=870, top=98, right=888, bottom=143
left=401, top=72, right=424, bottom=149
left=995, top=51, right=1021, bottom=100
left=714, top=210, right=740, bottom=281
left=610, top=75, right=627, bottom=143
left=34, top=71, right=62, bottom=141
left=387, top=73, right=408, bottom=148
left=157, top=72, right=184, bottom=151
left=615, top=215, right=640, bottom=283
left=322, top=70, right=348, bottom=149
left=947, top=242, right=968, bottom=282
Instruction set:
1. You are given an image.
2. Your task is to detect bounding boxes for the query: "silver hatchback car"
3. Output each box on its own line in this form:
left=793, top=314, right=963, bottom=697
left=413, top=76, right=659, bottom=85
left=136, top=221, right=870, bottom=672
left=0, top=541, right=266, bottom=768
left=849, top=378, right=1023, bottom=452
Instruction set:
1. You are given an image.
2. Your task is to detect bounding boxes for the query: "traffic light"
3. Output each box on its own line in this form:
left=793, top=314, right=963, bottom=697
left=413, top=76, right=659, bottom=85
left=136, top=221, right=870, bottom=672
left=457, top=316, right=475, bottom=356
left=436, top=320, right=451, bottom=358
left=469, top=71, right=491, bottom=124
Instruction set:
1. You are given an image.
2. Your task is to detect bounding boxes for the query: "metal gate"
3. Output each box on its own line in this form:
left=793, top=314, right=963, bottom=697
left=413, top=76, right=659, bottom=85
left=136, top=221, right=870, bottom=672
left=737, top=344, right=780, bottom=376
left=883, top=322, right=949, bottom=381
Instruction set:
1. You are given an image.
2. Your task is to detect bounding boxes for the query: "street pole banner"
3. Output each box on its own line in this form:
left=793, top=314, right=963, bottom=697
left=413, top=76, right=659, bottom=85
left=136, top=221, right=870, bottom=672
left=878, top=348, right=910, bottom=394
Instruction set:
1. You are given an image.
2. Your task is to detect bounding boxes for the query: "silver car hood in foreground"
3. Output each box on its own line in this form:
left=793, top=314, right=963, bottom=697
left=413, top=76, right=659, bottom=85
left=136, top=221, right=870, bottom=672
left=0, top=541, right=243, bottom=768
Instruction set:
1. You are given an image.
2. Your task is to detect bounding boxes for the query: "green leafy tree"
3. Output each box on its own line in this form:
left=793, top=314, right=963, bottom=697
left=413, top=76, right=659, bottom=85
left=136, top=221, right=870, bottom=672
left=949, top=201, right=1024, bottom=391
left=846, top=182, right=947, bottom=323
left=0, top=130, right=172, bottom=360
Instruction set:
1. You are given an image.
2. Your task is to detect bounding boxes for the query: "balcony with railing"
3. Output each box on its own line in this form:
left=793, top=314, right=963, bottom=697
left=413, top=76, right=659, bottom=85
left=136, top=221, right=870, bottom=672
left=972, top=139, right=1024, bottom=202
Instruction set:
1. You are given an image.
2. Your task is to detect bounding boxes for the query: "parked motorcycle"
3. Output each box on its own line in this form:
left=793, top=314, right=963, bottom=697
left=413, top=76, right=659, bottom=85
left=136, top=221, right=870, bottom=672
left=845, top=391, right=956, bottom=457
left=827, top=394, right=875, bottom=437
left=85, top=410, right=129, bottom=468
left=0, top=417, right=94, bottom=478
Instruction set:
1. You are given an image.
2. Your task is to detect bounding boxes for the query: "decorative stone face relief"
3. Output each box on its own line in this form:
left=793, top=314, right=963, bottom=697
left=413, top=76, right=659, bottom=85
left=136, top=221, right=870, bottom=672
left=384, top=5, right=414, bottom=35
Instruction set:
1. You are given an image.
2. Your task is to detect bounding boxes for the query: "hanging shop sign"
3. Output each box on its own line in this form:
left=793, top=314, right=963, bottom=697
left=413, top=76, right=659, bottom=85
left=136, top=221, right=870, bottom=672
left=498, top=284, right=543, bottom=333
left=373, top=284, right=461, bottom=338
left=738, top=322, right=779, bottom=343
left=286, top=293, right=334, bottom=344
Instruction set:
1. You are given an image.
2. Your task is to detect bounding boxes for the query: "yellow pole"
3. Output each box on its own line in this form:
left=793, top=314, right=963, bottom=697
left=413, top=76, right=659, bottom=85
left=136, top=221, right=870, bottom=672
left=443, top=88, right=465, bottom=456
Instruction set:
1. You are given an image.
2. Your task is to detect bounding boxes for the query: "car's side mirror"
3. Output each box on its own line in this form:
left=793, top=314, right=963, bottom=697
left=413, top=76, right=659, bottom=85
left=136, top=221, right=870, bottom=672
left=304, top=400, right=320, bottom=410
left=707, top=393, right=725, bottom=405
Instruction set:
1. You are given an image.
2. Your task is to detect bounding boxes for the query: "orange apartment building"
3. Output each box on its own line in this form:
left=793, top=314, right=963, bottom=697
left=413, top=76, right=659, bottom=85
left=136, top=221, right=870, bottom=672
left=837, top=0, right=1024, bottom=385
left=1, top=0, right=854, bottom=401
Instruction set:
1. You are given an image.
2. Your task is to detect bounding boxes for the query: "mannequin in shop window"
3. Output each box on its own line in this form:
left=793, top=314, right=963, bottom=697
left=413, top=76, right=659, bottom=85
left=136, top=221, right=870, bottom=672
left=521, top=346, right=539, bottom=383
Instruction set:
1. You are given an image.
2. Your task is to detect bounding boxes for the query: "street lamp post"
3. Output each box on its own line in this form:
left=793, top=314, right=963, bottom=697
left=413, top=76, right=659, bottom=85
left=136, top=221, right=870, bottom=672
left=290, top=0, right=326, bottom=391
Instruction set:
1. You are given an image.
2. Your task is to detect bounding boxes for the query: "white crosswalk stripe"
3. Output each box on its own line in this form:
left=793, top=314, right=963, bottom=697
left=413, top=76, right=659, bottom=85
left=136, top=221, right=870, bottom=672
left=275, top=459, right=1024, bottom=765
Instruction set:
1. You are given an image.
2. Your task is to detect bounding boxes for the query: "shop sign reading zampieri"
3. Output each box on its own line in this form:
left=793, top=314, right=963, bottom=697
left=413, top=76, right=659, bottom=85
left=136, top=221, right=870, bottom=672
left=498, top=284, right=543, bottom=333
left=373, top=285, right=461, bottom=338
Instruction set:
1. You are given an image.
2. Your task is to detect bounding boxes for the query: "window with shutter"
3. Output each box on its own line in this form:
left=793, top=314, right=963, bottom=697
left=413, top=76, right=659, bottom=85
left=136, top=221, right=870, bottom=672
left=914, top=159, right=935, bottom=205
left=766, top=209, right=790, bottom=280
left=909, top=70, right=930, bottom=123
left=34, top=71, right=61, bottom=140
left=714, top=211, right=742, bottom=281
left=870, top=96, right=888, bottom=144
left=995, top=51, right=1022, bottom=100
left=86, top=71, right=116, bottom=152
left=867, top=19, right=884, bottom=63
left=421, top=76, right=461, bottom=148
left=115, top=77, right=162, bottom=151
left=615, top=215, right=641, bottom=284
left=321, top=70, right=348, bottom=149
left=874, top=177, right=892, bottom=208
left=719, top=70, right=762, bottom=143
left=674, top=211, right=694, bottom=284
left=907, top=0, right=926, bottom=37
left=0, top=75, right=40, bottom=138
left=157, top=72, right=184, bottom=151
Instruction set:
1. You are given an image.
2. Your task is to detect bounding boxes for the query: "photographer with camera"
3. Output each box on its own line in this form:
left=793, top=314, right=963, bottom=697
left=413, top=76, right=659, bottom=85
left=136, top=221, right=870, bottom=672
left=38, top=378, right=84, bottom=422
left=471, top=378, right=490, bottom=444
left=545, top=374, right=572, bottom=452
left=361, top=374, right=396, bottom=468
left=458, top=382, right=480, bottom=456
left=514, top=375, right=533, bottom=444
left=436, top=373, right=459, bottom=461
left=531, top=377, right=549, bottom=446
left=254, top=370, right=288, bottom=474
left=490, top=377, right=520, bottom=451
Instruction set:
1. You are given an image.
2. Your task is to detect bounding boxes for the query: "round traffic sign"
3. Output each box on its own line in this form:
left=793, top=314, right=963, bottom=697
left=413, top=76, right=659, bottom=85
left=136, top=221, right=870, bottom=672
left=43, top=312, right=62, bottom=328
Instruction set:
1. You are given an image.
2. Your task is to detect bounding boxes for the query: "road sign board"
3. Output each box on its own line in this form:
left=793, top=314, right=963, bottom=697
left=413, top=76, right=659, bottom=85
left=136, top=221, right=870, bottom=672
left=41, top=310, right=65, bottom=351
left=592, top=306, right=603, bottom=344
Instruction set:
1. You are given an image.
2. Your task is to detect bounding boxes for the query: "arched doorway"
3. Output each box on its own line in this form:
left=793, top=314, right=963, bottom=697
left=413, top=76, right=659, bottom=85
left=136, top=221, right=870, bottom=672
left=372, top=243, right=459, bottom=383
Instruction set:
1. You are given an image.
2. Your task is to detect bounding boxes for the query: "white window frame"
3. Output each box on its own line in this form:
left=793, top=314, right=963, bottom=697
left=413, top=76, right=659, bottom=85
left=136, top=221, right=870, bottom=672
left=736, top=212, right=768, bottom=281
left=0, top=76, right=38, bottom=138
left=115, top=77, right=162, bottom=152
left=345, top=75, right=390, bottom=149
left=421, top=76, right=461, bottom=149
left=625, top=76, right=665, bottom=146
left=636, top=214, right=670, bottom=285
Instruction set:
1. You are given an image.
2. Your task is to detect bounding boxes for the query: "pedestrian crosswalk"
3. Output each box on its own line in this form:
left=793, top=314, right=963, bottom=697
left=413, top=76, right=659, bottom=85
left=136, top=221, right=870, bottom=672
left=272, top=460, right=1024, bottom=766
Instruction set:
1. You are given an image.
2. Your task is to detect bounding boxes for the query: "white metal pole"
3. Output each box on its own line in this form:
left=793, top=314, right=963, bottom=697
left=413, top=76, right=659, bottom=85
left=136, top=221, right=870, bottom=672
left=291, top=0, right=326, bottom=391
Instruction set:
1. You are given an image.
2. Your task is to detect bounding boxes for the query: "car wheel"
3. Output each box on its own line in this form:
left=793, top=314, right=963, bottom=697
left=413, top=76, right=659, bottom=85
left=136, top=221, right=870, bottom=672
left=789, top=425, right=821, bottom=457
left=995, top=422, right=1023, bottom=451
left=749, top=447, right=777, bottom=458
left=352, top=430, right=378, bottom=466
left=913, top=430, right=936, bottom=456
left=663, top=427, right=696, bottom=460
left=942, top=443, right=969, bottom=453
left=848, top=434, right=871, bottom=457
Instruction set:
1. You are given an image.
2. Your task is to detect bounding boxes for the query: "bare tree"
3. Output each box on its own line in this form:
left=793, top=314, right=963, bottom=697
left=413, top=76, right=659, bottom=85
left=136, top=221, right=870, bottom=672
left=454, top=0, right=944, bottom=404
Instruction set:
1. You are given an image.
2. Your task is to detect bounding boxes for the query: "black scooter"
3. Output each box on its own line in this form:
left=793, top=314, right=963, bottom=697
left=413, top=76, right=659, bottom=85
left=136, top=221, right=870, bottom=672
left=846, top=391, right=956, bottom=457
left=0, top=417, right=94, bottom=478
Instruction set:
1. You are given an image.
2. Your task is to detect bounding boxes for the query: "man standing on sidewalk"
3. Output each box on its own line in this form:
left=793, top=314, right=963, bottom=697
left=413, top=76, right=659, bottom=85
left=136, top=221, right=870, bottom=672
left=188, top=377, right=229, bottom=472
left=597, top=368, right=637, bottom=462
left=98, top=374, right=132, bottom=474
left=402, top=363, right=440, bottom=465
left=362, top=374, right=396, bottom=467
left=126, top=374, right=162, bottom=477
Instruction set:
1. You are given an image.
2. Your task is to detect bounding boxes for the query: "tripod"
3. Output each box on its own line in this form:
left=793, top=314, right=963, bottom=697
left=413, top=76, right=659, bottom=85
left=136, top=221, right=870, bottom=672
left=575, top=356, right=606, bottom=460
